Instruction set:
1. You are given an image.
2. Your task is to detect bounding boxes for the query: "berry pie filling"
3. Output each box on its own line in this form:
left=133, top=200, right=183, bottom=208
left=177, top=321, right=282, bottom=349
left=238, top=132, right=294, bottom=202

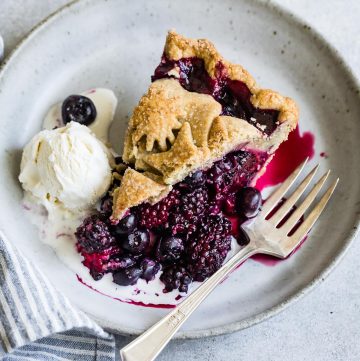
left=76, top=149, right=268, bottom=293
left=152, top=56, right=279, bottom=135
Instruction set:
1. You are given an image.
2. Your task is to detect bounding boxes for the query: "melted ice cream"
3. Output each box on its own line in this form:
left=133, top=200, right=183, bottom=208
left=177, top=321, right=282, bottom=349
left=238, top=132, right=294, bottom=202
left=43, top=88, right=117, bottom=144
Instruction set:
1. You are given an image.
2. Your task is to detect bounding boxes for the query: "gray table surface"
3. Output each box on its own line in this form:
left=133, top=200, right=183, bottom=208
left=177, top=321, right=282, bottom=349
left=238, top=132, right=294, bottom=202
left=1, top=1, right=359, bottom=360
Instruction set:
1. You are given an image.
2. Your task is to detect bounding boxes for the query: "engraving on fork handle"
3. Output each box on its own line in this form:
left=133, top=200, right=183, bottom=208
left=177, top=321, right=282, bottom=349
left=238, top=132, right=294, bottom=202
left=167, top=310, right=186, bottom=327
left=120, top=244, right=256, bottom=361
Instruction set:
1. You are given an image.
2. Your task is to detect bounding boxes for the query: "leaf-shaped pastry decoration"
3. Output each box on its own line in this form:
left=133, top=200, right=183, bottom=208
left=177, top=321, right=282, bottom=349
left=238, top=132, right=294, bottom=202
left=112, top=168, right=169, bottom=220
left=144, top=122, right=210, bottom=184
left=131, top=84, right=183, bottom=152
left=123, top=79, right=221, bottom=163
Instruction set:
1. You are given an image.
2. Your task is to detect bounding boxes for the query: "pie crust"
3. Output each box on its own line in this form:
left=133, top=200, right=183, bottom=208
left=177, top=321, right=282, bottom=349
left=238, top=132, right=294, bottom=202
left=112, top=31, right=298, bottom=220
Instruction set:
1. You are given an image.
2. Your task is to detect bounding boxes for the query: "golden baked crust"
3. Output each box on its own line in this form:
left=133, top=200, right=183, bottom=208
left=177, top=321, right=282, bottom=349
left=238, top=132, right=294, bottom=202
left=112, top=169, right=169, bottom=219
left=164, top=30, right=298, bottom=126
left=113, top=31, right=299, bottom=220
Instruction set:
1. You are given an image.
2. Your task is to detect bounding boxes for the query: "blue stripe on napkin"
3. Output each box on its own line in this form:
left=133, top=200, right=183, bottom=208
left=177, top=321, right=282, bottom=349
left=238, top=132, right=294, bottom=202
left=0, top=233, right=115, bottom=360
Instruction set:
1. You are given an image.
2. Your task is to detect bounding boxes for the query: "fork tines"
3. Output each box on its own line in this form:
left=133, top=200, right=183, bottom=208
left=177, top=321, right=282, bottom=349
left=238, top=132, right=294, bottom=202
left=261, top=158, right=338, bottom=252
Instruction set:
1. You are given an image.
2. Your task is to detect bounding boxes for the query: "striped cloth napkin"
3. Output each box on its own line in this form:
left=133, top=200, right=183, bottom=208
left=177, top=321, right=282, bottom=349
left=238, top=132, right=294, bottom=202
left=0, top=234, right=116, bottom=360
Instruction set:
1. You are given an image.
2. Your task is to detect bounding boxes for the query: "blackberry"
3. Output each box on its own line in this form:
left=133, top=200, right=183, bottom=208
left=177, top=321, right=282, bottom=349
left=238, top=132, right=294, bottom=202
left=136, top=189, right=180, bottom=229
left=186, top=215, right=232, bottom=281
left=207, top=151, right=261, bottom=194
left=208, top=200, right=221, bottom=215
left=207, top=157, right=234, bottom=193
left=169, top=187, right=208, bottom=235
left=179, top=187, right=208, bottom=220
left=168, top=213, right=197, bottom=237
left=160, top=264, right=192, bottom=293
left=75, top=214, right=115, bottom=254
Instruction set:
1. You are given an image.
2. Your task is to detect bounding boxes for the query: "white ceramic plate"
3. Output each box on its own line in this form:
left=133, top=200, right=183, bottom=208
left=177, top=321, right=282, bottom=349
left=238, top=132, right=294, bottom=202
left=0, top=0, right=359, bottom=338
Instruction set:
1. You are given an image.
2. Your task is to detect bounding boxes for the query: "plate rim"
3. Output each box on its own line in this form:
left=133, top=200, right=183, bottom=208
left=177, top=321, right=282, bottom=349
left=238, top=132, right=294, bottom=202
left=0, top=0, right=359, bottom=339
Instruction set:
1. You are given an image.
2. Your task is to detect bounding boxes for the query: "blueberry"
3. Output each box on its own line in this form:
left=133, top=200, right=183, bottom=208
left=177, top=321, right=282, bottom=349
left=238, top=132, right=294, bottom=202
left=236, top=226, right=250, bottom=246
left=180, top=170, right=206, bottom=190
left=113, top=267, right=142, bottom=286
left=90, top=270, right=104, bottom=281
left=121, top=228, right=150, bottom=254
left=156, top=236, right=184, bottom=262
left=160, top=265, right=192, bottom=293
left=140, top=258, right=161, bottom=282
left=113, top=214, right=137, bottom=236
left=236, top=187, right=262, bottom=218
left=113, top=255, right=137, bottom=269
left=100, top=194, right=113, bottom=215
left=61, top=95, right=97, bottom=126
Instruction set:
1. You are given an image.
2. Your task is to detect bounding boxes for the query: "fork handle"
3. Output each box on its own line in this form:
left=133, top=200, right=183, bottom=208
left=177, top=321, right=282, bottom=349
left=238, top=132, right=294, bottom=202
left=120, top=243, right=257, bottom=361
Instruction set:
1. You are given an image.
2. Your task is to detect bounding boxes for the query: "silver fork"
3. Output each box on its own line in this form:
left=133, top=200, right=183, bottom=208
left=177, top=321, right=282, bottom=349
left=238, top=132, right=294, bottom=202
left=120, top=158, right=338, bottom=361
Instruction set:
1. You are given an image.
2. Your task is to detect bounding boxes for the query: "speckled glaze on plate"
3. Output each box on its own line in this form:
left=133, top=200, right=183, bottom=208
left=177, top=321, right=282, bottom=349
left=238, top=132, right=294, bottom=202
left=0, top=35, right=4, bottom=61
left=0, top=0, right=359, bottom=338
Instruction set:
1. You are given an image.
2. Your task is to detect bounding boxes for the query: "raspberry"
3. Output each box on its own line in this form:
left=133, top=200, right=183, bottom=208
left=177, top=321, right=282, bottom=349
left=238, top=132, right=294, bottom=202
left=186, top=215, right=232, bottom=282
left=75, top=214, right=115, bottom=254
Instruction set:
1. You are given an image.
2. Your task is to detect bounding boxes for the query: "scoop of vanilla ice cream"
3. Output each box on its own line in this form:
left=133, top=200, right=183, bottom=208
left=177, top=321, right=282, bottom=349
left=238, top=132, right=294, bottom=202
left=19, top=122, right=112, bottom=213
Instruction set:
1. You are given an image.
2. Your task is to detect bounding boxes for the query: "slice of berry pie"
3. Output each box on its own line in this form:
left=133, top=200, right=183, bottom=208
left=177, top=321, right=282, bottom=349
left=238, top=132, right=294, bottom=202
left=76, top=31, right=298, bottom=294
